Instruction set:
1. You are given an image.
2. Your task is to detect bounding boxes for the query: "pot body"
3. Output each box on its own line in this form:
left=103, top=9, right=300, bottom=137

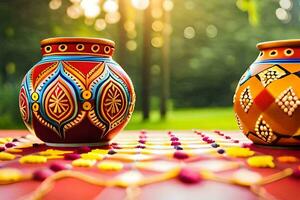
left=234, top=40, right=300, bottom=146
left=19, top=37, right=135, bottom=146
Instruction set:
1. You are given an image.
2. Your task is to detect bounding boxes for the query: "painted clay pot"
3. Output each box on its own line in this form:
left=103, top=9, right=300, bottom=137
left=19, top=37, right=135, bottom=146
left=234, top=39, right=300, bottom=146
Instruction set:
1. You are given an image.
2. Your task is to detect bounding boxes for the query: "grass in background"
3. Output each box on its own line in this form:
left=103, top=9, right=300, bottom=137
left=0, top=106, right=238, bottom=130
left=125, top=107, right=238, bottom=130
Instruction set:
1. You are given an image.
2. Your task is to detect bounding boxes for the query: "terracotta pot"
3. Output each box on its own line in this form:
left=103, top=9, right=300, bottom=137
left=234, top=39, right=300, bottom=146
left=19, top=37, right=135, bottom=147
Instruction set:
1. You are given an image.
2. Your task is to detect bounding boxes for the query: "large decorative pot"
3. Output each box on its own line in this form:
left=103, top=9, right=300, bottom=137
left=19, top=37, right=135, bottom=146
left=234, top=39, right=300, bottom=146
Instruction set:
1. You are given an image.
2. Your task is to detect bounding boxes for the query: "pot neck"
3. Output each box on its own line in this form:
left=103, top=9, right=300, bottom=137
left=255, top=39, right=300, bottom=62
left=40, top=37, right=115, bottom=57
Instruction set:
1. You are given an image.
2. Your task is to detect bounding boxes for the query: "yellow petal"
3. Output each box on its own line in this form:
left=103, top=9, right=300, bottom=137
left=97, top=161, right=124, bottom=171
left=226, top=147, right=255, bottom=158
left=19, top=155, right=47, bottom=164
left=277, top=156, right=299, bottom=163
left=0, top=152, right=16, bottom=161
left=0, top=168, right=23, bottom=184
left=0, top=138, right=13, bottom=144
left=91, top=149, right=109, bottom=154
left=247, top=155, right=275, bottom=168
left=72, top=159, right=96, bottom=167
left=38, top=149, right=73, bottom=156
left=81, top=152, right=104, bottom=161
left=5, top=148, right=22, bottom=153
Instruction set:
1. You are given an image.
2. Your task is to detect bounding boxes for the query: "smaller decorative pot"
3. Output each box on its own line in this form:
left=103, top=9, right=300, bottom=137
left=19, top=37, right=135, bottom=147
left=234, top=39, right=300, bottom=146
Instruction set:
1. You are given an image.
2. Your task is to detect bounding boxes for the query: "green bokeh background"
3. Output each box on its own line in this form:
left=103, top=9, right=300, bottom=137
left=0, top=0, right=298, bottom=129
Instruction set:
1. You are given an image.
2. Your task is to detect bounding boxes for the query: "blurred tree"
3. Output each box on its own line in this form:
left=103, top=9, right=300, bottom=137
left=1, top=0, right=300, bottom=128
left=141, top=3, right=152, bottom=120
left=160, top=0, right=171, bottom=119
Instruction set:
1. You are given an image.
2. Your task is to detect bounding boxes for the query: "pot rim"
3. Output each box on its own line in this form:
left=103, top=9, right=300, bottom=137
left=257, top=39, right=300, bottom=50
left=40, top=37, right=115, bottom=47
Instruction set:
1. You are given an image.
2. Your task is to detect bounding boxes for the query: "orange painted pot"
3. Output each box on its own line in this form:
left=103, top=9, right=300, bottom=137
left=19, top=37, right=135, bottom=147
left=234, top=39, right=300, bottom=146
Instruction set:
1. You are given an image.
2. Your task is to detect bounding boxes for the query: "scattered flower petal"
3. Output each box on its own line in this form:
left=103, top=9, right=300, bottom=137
left=0, top=152, right=16, bottom=161
left=39, top=149, right=73, bottom=156
left=81, top=152, right=104, bottom=160
left=277, top=156, right=299, bottom=163
left=97, top=161, right=124, bottom=171
left=49, top=162, right=72, bottom=172
left=247, top=155, right=275, bottom=168
left=226, top=147, right=254, bottom=158
left=72, top=159, right=96, bottom=167
left=19, top=155, right=47, bottom=164
left=0, top=168, right=23, bottom=184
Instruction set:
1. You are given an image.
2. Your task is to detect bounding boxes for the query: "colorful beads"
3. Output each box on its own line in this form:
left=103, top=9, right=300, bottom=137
left=178, top=168, right=202, bottom=184
left=0, top=168, right=23, bottom=184
left=97, top=161, right=124, bottom=171
left=49, top=162, right=72, bottom=172
left=247, top=155, right=275, bottom=168
left=211, top=143, right=219, bottom=148
left=108, top=149, right=117, bottom=155
left=33, top=169, right=54, bottom=181
left=116, top=170, right=144, bottom=187
left=72, top=159, right=96, bottom=167
left=217, top=149, right=225, bottom=154
left=173, top=151, right=189, bottom=159
left=77, top=146, right=91, bottom=153
left=171, top=141, right=181, bottom=146
left=226, top=147, right=255, bottom=158
left=174, top=146, right=183, bottom=150
left=19, top=155, right=47, bottom=164
left=0, top=152, right=16, bottom=161
left=292, top=168, right=300, bottom=178
left=5, top=142, right=16, bottom=148
left=277, top=156, right=299, bottom=163
left=64, top=153, right=81, bottom=160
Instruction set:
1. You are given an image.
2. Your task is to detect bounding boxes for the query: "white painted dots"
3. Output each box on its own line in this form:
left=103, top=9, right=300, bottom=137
left=255, top=116, right=275, bottom=143
left=240, top=86, right=253, bottom=113
left=260, top=69, right=280, bottom=87
left=235, top=113, right=243, bottom=131
left=276, top=87, right=300, bottom=116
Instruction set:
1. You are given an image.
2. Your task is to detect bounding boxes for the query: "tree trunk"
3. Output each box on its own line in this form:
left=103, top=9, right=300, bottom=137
left=117, top=0, right=127, bottom=66
left=141, top=4, right=152, bottom=121
left=160, top=8, right=170, bottom=119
